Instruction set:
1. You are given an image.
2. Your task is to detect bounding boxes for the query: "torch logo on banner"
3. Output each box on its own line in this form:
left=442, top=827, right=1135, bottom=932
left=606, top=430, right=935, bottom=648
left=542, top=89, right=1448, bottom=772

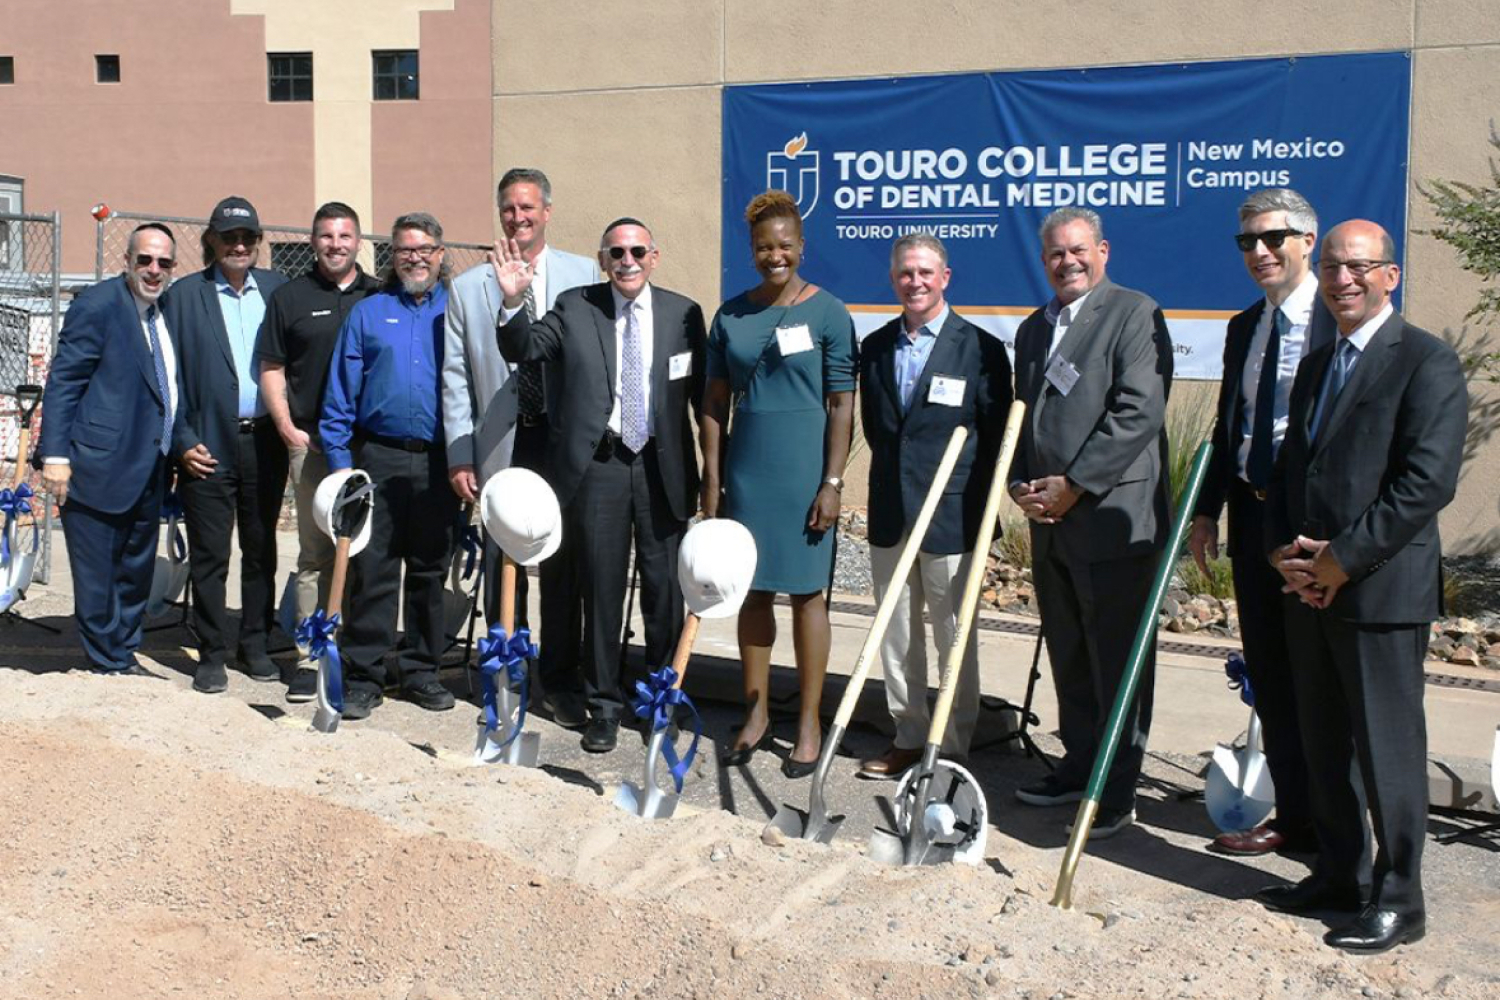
left=767, top=132, right=820, bottom=220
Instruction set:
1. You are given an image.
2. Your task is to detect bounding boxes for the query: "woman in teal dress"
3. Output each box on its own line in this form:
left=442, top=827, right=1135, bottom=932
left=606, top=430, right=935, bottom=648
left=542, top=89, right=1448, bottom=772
left=700, top=190, right=857, bottom=777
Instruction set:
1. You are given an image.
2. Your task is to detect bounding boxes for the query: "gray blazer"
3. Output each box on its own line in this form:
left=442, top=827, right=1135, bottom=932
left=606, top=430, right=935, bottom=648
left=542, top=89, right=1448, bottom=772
left=1009, top=277, right=1174, bottom=564
left=441, top=245, right=599, bottom=481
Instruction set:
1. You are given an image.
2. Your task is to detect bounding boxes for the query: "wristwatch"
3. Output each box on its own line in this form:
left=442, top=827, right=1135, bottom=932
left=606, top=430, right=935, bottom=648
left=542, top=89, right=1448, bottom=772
left=822, top=476, right=844, bottom=493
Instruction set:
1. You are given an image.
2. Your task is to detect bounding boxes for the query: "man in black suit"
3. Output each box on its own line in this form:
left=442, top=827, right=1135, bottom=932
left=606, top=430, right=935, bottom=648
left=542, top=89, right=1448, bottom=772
left=1190, top=188, right=1333, bottom=857
left=1007, top=207, right=1173, bottom=840
left=41, top=223, right=182, bottom=675
left=164, top=197, right=289, bottom=694
left=1257, top=219, right=1466, bottom=953
left=494, top=217, right=706, bottom=752
left=855, top=233, right=1012, bottom=778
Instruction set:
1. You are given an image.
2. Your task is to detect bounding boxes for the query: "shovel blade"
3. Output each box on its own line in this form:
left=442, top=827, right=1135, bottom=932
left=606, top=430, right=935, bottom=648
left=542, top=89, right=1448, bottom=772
left=613, top=780, right=678, bottom=820
left=503, top=731, right=541, bottom=768
left=867, top=826, right=908, bottom=866
left=311, top=705, right=340, bottom=734
left=768, top=803, right=843, bottom=845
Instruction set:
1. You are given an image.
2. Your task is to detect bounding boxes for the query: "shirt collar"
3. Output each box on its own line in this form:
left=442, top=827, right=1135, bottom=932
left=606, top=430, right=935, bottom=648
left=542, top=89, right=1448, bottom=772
left=310, top=264, right=369, bottom=291
left=1269, top=272, right=1318, bottom=327
left=612, top=282, right=652, bottom=317
left=903, top=303, right=949, bottom=341
left=213, top=265, right=258, bottom=296
left=1046, top=288, right=1093, bottom=327
left=1341, top=302, right=1393, bottom=354
left=131, top=292, right=157, bottom=319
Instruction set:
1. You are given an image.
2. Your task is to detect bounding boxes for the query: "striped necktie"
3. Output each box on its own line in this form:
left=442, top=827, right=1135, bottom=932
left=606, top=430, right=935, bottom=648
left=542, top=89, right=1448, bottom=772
left=146, top=305, right=172, bottom=455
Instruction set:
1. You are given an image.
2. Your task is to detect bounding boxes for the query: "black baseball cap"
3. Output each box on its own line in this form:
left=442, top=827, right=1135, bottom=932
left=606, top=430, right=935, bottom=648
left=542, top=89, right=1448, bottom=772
left=208, top=196, right=261, bottom=234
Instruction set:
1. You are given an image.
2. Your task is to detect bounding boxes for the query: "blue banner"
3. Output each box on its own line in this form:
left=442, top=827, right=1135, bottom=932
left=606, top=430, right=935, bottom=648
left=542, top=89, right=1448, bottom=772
left=721, top=53, right=1411, bottom=378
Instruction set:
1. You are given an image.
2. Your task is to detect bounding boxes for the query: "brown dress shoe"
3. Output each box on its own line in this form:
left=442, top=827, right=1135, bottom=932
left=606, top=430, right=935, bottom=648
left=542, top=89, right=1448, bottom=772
left=1210, top=824, right=1286, bottom=856
left=857, top=744, right=923, bottom=779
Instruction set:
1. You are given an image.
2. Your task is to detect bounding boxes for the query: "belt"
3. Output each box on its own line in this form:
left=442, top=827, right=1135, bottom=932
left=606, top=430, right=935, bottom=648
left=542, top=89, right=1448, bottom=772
left=358, top=431, right=434, bottom=453
left=594, top=429, right=649, bottom=460
left=237, top=416, right=268, bottom=433
left=519, top=413, right=546, bottom=428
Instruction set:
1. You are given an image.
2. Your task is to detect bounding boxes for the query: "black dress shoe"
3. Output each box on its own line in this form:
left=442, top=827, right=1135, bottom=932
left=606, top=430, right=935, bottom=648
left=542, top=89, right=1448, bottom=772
left=402, top=678, right=456, bottom=712
left=719, top=727, right=773, bottom=767
left=192, top=661, right=228, bottom=694
left=581, top=717, right=620, bottom=754
left=341, top=685, right=384, bottom=720
left=1254, top=879, right=1364, bottom=916
left=240, top=652, right=279, bottom=682
left=1325, top=905, right=1426, bottom=953
left=542, top=691, right=588, bottom=730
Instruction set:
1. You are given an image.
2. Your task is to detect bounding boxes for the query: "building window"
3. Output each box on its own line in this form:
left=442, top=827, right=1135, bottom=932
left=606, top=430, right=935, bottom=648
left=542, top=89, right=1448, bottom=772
left=95, top=54, right=120, bottom=84
left=0, top=57, right=14, bottom=85
left=373, top=241, right=394, bottom=275
left=268, top=52, right=312, bottom=103
left=372, top=50, right=418, bottom=101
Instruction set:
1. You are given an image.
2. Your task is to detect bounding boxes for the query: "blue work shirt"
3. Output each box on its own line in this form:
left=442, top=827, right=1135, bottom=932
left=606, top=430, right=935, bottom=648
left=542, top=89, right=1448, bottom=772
left=214, top=265, right=268, bottom=419
left=894, top=304, right=948, bottom=410
left=320, top=283, right=448, bottom=471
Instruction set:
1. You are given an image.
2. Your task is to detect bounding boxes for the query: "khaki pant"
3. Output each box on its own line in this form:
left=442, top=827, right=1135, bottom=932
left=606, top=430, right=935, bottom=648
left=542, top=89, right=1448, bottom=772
left=288, top=444, right=334, bottom=622
left=869, top=538, right=980, bottom=756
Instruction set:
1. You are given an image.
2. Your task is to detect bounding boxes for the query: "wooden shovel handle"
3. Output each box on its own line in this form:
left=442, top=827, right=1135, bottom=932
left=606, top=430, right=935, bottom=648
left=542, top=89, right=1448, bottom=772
left=13, top=425, right=31, bottom=490
left=670, top=614, right=700, bottom=687
left=500, top=555, right=517, bottom=634
left=326, top=536, right=353, bottom=620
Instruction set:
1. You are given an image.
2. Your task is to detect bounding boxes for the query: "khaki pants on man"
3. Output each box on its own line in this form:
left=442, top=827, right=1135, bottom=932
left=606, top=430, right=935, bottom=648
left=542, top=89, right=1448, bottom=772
left=289, top=444, right=335, bottom=622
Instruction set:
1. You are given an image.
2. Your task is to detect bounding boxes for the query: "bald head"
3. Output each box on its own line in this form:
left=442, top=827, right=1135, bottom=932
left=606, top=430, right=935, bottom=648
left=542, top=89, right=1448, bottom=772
left=1319, top=220, right=1400, bottom=334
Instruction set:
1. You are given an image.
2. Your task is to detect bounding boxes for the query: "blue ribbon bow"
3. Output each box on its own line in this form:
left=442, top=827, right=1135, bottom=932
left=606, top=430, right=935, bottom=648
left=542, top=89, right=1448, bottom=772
left=1225, top=652, right=1255, bottom=708
left=478, top=625, right=536, bottom=749
left=630, top=666, right=702, bottom=794
left=0, top=484, right=38, bottom=565
left=458, top=522, right=483, bottom=582
left=297, top=609, right=343, bottom=713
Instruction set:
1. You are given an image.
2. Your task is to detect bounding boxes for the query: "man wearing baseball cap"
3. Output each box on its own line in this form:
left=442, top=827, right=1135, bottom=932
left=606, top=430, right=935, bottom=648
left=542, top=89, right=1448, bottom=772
left=163, top=196, right=288, bottom=695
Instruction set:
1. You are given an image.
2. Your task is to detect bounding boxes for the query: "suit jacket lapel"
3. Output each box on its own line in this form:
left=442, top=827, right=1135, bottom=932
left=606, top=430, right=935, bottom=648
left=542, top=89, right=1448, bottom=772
left=649, top=292, right=671, bottom=416
left=1223, top=300, right=1265, bottom=447
left=197, top=269, right=236, bottom=374
left=595, top=286, right=619, bottom=400
left=119, top=280, right=164, bottom=405
left=1050, top=277, right=1110, bottom=367
left=905, top=312, right=965, bottom=423
left=1314, top=314, right=1402, bottom=453
left=871, top=326, right=902, bottom=425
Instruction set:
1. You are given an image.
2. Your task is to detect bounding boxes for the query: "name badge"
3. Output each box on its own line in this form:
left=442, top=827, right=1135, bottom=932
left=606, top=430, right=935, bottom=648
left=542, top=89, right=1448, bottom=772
left=1044, top=352, right=1081, bottom=396
left=669, top=351, right=693, bottom=380
left=927, top=375, right=966, bottom=407
left=776, top=324, right=814, bottom=356
left=310, top=309, right=332, bottom=318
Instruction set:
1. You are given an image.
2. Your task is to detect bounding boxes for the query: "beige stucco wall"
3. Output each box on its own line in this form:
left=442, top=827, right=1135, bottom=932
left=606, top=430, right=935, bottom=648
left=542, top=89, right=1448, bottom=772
left=493, top=0, right=1500, bottom=549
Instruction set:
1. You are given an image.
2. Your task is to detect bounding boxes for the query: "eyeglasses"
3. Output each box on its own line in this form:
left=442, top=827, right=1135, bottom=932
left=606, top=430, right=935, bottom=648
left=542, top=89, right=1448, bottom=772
left=134, top=254, right=176, bottom=270
left=393, top=245, right=442, bottom=260
left=606, top=245, right=651, bottom=261
left=214, top=229, right=260, bottom=247
left=1318, top=258, right=1393, bottom=278
left=1234, top=228, right=1306, bottom=252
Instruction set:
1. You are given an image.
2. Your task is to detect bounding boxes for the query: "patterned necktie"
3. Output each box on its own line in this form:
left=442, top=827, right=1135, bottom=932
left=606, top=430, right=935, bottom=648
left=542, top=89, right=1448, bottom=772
left=619, top=300, right=648, bottom=453
left=146, top=305, right=172, bottom=455
left=1245, top=307, right=1286, bottom=488
left=515, top=283, right=546, bottom=421
left=1311, top=338, right=1355, bottom=441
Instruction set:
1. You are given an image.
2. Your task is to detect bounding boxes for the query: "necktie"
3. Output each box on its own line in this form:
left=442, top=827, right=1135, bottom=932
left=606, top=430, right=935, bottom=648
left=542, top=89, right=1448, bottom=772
left=619, top=301, right=648, bottom=453
left=1311, top=338, right=1355, bottom=441
left=146, top=305, right=172, bottom=455
left=1245, top=308, right=1286, bottom=488
left=515, top=283, right=546, bottom=421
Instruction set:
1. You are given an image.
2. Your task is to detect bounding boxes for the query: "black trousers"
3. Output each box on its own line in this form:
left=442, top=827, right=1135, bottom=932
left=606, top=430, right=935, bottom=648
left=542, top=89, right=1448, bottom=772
left=179, top=420, right=288, bottom=666
left=342, top=439, right=459, bottom=690
left=570, top=438, right=684, bottom=720
left=1032, top=545, right=1157, bottom=813
left=1227, top=479, right=1311, bottom=835
left=502, top=419, right=584, bottom=696
left=1284, top=602, right=1427, bottom=914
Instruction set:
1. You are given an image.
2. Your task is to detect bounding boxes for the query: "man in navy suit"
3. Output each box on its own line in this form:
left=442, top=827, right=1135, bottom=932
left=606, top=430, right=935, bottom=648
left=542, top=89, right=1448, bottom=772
left=1190, top=188, right=1333, bottom=857
left=855, top=234, right=1012, bottom=778
left=41, top=223, right=182, bottom=675
left=164, top=197, right=289, bottom=694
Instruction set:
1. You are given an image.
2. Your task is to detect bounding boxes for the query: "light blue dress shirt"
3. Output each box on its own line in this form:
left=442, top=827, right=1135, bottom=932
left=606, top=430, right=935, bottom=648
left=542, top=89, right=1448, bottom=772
left=213, top=266, right=268, bottom=419
left=893, top=304, right=948, bottom=410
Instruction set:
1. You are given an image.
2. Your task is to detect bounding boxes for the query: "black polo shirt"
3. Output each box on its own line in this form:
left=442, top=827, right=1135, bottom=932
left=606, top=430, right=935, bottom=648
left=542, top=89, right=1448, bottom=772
left=257, top=266, right=380, bottom=435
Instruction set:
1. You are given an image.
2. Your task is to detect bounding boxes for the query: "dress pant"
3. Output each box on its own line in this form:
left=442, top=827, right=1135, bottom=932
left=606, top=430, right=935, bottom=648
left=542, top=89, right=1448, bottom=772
left=869, top=539, right=980, bottom=755
left=62, top=455, right=166, bottom=670
left=1032, top=545, right=1157, bottom=813
left=341, top=438, right=459, bottom=691
left=1284, top=602, right=1427, bottom=914
left=179, top=419, right=288, bottom=667
left=569, top=436, right=684, bottom=720
left=288, top=442, right=334, bottom=621
left=1227, top=479, right=1311, bottom=836
left=506, top=418, right=584, bottom=696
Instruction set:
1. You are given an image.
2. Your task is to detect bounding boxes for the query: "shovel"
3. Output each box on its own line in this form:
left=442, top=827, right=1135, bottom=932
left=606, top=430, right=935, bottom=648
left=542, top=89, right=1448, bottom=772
left=305, top=475, right=374, bottom=734
left=615, top=615, right=702, bottom=820
left=1204, top=652, right=1274, bottom=833
left=473, top=553, right=541, bottom=767
left=0, top=384, right=44, bottom=612
left=146, top=492, right=190, bottom=619
left=767, top=425, right=971, bottom=845
left=868, top=400, right=1026, bottom=866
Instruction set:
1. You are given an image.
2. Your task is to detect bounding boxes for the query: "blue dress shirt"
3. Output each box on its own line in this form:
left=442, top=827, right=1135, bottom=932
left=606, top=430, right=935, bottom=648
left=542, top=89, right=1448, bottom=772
left=214, top=266, right=268, bottom=419
left=320, top=284, right=448, bottom=471
left=894, top=304, right=948, bottom=410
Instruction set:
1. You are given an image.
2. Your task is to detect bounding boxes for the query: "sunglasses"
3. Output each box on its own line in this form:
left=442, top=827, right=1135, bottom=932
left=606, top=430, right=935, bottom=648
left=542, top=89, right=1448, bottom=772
left=1234, top=228, right=1308, bottom=252
left=134, top=254, right=177, bottom=270
left=607, top=245, right=651, bottom=261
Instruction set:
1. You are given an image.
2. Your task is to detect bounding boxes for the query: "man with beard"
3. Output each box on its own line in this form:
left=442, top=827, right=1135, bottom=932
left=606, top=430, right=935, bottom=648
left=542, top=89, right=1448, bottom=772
left=258, top=202, right=379, bottom=703
left=42, top=223, right=183, bottom=675
left=165, top=197, right=288, bottom=695
left=321, top=212, right=460, bottom=720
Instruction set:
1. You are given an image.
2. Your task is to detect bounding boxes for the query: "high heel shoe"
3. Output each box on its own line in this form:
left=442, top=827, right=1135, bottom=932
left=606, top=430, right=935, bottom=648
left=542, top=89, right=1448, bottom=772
left=781, top=753, right=819, bottom=779
left=719, top=727, right=774, bottom=767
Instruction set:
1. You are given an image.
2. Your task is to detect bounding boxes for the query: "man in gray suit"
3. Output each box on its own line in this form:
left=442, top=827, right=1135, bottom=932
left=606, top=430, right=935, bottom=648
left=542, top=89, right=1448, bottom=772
left=442, top=167, right=599, bottom=727
left=1008, top=207, right=1173, bottom=839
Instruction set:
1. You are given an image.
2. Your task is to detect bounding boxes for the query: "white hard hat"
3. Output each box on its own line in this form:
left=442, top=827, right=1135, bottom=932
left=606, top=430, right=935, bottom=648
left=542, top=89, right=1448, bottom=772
left=313, top=469, right=375, bottom=556
left=480, top=467, right=562, bottom=566
left=678, top=518, right=757, bottom=619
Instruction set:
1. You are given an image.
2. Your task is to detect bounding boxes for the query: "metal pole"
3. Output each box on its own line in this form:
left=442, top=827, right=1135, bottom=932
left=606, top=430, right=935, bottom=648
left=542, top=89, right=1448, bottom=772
left=94, top=214, right=105, bottom=281
left=40, top=211, right=62, bottom=585
left=1051, top=440, right=1214, bottom=909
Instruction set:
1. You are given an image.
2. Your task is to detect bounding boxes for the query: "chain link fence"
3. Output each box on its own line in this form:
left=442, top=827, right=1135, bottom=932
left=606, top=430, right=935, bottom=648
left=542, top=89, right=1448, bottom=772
left=0, top=210, right=61, bottom=585
left=94, top=210, right=492, bottom=283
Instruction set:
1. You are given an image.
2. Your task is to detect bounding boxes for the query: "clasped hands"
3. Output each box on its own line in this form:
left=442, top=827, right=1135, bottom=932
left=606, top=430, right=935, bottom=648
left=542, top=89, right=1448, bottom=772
left=1271, top=535, right=1349, bottom=609
left=1011, top=475, right=1080, bottom=525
